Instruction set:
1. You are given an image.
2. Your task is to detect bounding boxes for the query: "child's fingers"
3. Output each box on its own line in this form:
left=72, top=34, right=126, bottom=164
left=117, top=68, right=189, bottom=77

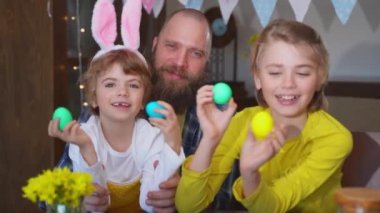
left=70, top=121, right=81, bottom=136
left=245, top=127, right=255, bottom=144
left=148, top=108, right=175, bottom=125
left=156, top=101, right=174, bottom=113
left=153, top=108, right=169, bottom=120
left=49, top=119, right=60, bottom=137
left=269, top=128, right=286, bottom=153
left=149, top=118, right=164, bottom=128
left=197, top=94, right=213, bottom=107
left=150, top=118, right=179, bottom=141
left=151, top=101, right=178, bottom=122
left=269, top=137, right=282, bottom=153
left=196, top=85, right=214, bottom=102
left=273, top=127, right=286, bottom=145
left=225, top=98, right=237, bottom=115
left=197, top=85, right=213, bottom=93
left=68, top=121, right=82, bottom=140
left=278, top=124, right=288, bottom=141
left=48, top=120, right=54, bottom=136
left=197, top=89, right=213, bottom=100
left=62, top=120, right=77, bottom=132
left=150, top=119, right=171, bottom=133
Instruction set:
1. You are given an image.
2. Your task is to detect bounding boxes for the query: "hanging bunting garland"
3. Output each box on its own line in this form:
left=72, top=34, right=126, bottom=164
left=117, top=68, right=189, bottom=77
left=331, top=0, right=357, bottom=25
left=186, top=0, right=204, bottom=10
left=153, top=0, right=165, bottom=18
left=178, top=0, right=189, bottom=6
left=289, top=0, right=311, bottom=22
left=218, top=0, right=239, bottom=24
left=205, top=7, right=236, bottom=48
left=155, top=0, right=358, bottom=26
left=251, top=0, right=278, bottom=27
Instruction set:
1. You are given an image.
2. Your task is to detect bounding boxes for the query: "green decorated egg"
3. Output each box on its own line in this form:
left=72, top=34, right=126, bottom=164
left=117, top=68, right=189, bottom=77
left=52, top=107, right=73, bottom=131
left=213, top=82, right=232, bottom=105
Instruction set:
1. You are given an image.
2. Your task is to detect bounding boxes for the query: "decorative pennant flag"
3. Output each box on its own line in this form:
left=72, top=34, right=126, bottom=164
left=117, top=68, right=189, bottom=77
left=186, top=0, right=204, bottom=10
left=178, top=0, right=189, bottom=6
left=289, top=0, right=311, bottom=22
left=331, top=0, right=357, bottom=25
left=142, top=0, right=155, bottom=14
left=218, top=0, right=239, bottom=24
left=153, top=0, right=165, bottom=18
left=251, top=0, right=278, bottom=27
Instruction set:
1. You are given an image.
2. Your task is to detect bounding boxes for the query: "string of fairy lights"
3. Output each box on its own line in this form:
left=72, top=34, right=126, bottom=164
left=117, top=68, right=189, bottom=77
left=75, top=0, right=87, bottom=110
left=68, top=0, right=87, bottom=111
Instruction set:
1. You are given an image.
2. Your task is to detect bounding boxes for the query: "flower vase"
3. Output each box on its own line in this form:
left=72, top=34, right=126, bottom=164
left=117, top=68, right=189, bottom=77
left=47, top=204, right=81, bottom=213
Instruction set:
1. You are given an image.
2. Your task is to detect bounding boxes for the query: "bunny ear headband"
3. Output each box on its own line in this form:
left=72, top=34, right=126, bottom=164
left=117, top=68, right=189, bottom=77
left=91, top=0, right=146, bottom=64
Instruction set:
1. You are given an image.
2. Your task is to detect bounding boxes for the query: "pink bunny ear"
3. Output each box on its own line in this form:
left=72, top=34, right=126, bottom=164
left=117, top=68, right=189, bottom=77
left=121, top=0, right=142, bottom=50
left=91, top=0, right=117, bottom=49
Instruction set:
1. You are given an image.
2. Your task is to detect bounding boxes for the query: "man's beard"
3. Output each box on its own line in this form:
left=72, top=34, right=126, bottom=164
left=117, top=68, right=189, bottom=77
left=151, top=64, right=206, bottom=114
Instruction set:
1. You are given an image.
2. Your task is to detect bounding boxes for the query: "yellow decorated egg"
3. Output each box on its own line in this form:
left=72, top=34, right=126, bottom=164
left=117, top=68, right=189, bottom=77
left=251, top=111, right=274, bottom=140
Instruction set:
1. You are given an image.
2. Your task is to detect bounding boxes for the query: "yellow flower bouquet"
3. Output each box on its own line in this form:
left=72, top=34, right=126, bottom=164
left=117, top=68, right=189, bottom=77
left=22, top=167, right=95, bottom=213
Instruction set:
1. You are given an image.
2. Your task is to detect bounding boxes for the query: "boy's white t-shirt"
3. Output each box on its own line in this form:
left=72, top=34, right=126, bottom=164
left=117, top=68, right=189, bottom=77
left=68, top=115, right=185, bottom=212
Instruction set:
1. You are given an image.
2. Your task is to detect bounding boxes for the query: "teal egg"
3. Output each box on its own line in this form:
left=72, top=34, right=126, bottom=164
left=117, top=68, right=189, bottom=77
left=145, top=101, right=165, bottom=119
left=213, top=82, right=232, bottom=105
left=52, top=107, right=73, bottom=131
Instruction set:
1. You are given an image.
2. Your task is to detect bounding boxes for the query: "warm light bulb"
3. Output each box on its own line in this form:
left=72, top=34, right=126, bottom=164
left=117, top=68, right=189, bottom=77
left=79, top=85, right=84, bottom=89
left=83, top=102, right=88, bottom=107
left=73, top=66, right=78, bottom=70
left=71, top=16, right=76, bottom=20
left=80, top=28, right=85, bottom=33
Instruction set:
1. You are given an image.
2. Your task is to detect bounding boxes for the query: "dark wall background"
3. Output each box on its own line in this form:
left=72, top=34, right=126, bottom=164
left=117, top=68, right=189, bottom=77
left=0, top=0, right=55, bottom=212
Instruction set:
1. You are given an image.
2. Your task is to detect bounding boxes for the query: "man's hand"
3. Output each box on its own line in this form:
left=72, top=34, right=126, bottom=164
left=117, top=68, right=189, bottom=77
left=146, top=173, right=180, bottom=213
left=82, top=184, right=110, bottom=212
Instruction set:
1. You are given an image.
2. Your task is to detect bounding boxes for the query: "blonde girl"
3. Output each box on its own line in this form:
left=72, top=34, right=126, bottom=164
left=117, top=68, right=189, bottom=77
left=176, top=19, right=352, bottom=213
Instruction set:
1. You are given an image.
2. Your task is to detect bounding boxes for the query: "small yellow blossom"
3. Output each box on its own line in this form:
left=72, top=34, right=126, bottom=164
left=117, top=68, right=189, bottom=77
left=248, top=33, right=260, bottom=44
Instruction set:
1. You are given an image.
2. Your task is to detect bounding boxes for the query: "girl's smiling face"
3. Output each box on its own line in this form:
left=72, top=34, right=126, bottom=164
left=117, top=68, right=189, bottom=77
left=254, top=41, right=320, bottom=121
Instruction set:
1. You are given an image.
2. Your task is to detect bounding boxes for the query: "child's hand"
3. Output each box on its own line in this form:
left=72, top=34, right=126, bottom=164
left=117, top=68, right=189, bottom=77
left=148, top=101, right=181, bottom=154
left=196, top=85, right=237, bottom=147
left=240, top=125, right=287, bottom=176
left=187, top=85, right=237, bottom=172
left=48, top=119, right=91, bottom=147
left=48, top=119, right=97, bottom=165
